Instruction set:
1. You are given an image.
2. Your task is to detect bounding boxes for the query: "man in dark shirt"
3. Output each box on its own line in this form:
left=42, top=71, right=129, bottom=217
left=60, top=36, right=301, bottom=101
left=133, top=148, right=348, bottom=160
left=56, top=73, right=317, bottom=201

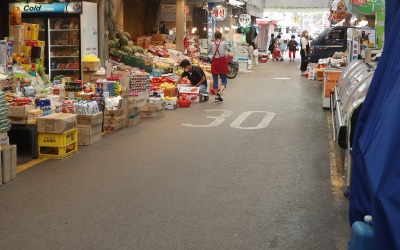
left=175, top=59, right=208, bottom=94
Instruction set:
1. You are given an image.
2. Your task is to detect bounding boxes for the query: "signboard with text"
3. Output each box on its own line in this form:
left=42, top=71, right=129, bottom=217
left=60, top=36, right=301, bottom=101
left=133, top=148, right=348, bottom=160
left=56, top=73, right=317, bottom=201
left=9, top=2, right=82, bottom=14
left=211, top=7, right=227, bottom=21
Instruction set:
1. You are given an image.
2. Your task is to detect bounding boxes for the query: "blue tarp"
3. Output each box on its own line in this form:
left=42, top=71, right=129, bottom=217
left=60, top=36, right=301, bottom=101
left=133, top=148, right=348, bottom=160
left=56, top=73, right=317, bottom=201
left=350, top=0, right=400, bottom=249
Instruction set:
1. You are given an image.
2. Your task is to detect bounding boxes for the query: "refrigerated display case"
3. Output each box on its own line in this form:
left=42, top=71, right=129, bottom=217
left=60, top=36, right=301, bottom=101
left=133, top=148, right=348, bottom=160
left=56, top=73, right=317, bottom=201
left=9, top=1, right=98, bottom=80
left=330, top=59, right=377, bottom=187
left=48, top=17, right=81, bottom=80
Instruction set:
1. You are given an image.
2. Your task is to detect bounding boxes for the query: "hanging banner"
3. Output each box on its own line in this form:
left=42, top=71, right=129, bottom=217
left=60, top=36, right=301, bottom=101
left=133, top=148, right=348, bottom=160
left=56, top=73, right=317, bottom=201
left=211, top=6, right=227, bottom=21
left=9, top=2, right=82, bottom=14
left=353, top=0, right=384, bottom=14
left=331, top=0, right=349, bottom=22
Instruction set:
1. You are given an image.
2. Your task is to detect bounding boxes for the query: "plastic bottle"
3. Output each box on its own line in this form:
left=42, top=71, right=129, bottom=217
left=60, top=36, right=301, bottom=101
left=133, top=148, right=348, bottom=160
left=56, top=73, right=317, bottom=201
left=348, top=215, right=377, bottom=250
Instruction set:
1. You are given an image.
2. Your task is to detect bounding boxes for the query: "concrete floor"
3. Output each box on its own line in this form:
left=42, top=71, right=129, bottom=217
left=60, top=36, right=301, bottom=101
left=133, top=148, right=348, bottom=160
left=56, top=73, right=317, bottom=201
left=0, top=56, right=350, bottom=250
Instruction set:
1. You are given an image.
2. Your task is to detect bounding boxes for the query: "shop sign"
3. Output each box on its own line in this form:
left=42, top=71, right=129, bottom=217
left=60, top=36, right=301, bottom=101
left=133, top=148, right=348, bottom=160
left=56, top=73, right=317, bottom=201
left=239, top=14, right=251, bottom=27
left=9, top=2, right=82, bottom=14
left=353, top=0, right=384, bottom=14
left=211, top=6, right=227, bottom=21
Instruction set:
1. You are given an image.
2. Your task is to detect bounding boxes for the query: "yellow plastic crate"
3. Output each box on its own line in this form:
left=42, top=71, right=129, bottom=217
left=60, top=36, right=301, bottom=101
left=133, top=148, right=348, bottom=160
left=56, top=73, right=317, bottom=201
left=38, top=142, right=78, bottom=159
left=38, top=129, right=77, bottom=147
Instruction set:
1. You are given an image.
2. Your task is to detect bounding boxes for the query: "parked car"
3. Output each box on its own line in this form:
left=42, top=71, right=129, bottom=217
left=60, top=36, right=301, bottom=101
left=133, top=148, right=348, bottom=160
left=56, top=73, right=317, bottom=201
left=309, top=26, right=348, bottom=63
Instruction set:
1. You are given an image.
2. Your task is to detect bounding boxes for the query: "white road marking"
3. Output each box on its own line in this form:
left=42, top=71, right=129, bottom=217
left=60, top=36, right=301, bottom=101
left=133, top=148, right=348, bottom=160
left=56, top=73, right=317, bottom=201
left=230, top=111, right=275, bottom=130
left=182, top=110, right=233, bottom=128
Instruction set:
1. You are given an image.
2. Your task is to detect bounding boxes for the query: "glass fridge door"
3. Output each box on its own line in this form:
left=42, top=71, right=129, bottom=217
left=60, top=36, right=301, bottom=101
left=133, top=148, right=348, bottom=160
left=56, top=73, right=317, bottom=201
left=48, top=17, right=80, bottom=80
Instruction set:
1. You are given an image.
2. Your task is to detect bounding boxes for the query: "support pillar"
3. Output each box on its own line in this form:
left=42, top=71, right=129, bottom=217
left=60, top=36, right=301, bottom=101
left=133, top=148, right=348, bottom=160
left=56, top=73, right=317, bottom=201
left=176, top=0, right=186, bottom=52
left=99, top=0, right=107, bottom=67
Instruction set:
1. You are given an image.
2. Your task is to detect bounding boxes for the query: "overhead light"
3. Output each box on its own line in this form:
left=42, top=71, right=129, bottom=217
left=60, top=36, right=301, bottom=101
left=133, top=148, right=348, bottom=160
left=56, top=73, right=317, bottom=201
left=204, top=26, right=207, bottom=31
left=227, top=0, right=245, bottom=6
left=216, top=4, right=222, bottom=8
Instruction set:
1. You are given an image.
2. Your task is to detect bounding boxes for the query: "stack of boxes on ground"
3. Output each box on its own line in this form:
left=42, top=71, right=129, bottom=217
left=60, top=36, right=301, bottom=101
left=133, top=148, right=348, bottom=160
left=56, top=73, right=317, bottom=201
left=76, top=102, right=103, bottom=146
left=37, top=113, right=78, bottom=159
left=0, top=91, right=17, bottom=186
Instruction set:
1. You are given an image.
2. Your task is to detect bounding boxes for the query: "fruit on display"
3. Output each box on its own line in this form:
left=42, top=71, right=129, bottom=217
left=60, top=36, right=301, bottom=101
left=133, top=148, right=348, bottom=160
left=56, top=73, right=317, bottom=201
left=109, top=30, right=145, bottom=57
left=164, top=96, right=178, bottom=101
left=82, top=55, right=100, bottom=62
left=155, top=62, right=171, bottom=69
left=159, top=83, right=175, bottom=90
left=180, top=78, right=191, bottom=84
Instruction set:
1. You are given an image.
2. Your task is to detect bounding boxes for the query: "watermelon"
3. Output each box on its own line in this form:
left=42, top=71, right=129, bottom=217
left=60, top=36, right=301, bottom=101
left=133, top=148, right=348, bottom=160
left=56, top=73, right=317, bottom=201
left=128, top=40, right=134, bottom=46
left=108, top=40, right=116, bottom=49
left=123, top=32, right=131, bottom=40
left=119, top=36, right=129, bottom=46
left=116, top=31, right=124, bottom=39
left=121, top=46, right=133, bottom=55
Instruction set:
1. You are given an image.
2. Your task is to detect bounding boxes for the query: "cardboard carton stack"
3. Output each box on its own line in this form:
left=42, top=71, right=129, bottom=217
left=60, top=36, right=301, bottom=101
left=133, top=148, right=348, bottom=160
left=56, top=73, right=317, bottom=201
left=124, top=95, right=146, bottom=127
left=37, top=113, right=78, bottom=159
left=9, top=23, right=45, bottom=65
left=104, top=109, right=125, bottom=132
left=139, top=98, right=166, bottom=118
left=77, top=112, right=103, bottom=146
left=151, top=34, right=166, bottom=46
left=8, top=105, right=34, bottom=124
left=0, top=145, right=17, bottom=185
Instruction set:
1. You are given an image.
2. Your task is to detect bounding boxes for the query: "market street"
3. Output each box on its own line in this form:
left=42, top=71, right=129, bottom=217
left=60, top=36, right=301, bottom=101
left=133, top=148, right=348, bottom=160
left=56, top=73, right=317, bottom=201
left=0, top=58, right=350, bottom=249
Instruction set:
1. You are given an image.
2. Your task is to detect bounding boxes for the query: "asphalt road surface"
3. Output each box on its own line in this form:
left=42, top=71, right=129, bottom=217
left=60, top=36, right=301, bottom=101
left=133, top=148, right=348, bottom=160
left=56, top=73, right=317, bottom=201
left=0, top=56, right=350, bottom=250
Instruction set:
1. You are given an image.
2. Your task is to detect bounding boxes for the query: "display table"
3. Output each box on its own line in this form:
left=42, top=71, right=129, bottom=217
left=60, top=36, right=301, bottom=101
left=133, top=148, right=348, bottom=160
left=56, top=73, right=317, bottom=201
left=8, top=124, right=38, bottom=159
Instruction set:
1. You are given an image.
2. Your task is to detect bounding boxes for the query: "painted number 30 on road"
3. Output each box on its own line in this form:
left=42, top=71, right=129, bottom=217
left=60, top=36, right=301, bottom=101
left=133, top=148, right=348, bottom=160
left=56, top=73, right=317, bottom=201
left=182, top=110, right=275, bottom=130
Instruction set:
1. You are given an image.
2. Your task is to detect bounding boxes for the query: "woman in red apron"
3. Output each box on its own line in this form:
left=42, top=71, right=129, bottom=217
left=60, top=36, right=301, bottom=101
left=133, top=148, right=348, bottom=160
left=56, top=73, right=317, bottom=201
left=208, top=31, right=230, bottom=102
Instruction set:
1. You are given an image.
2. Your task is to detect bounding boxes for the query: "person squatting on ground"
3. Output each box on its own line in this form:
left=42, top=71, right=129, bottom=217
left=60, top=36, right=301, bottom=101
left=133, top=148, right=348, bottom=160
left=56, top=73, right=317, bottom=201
left=300, top=30, right=310, bottom=76
left=208, top=31, right=230, bottom=102
left=175, top=59, right=208, bottom=94
left=287, top=35, right=298, bottom=62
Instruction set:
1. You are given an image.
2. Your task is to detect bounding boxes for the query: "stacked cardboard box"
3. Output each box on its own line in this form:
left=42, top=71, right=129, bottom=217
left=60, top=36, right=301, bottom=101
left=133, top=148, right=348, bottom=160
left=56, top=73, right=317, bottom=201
left=124, top=96, right=145, bottom=127
left=104, top=109, right=125, bottom=132
left=0, top=145, right=17, bottom=185
left=8, top=105, right=35, bottom=124
left=139, top=98, right=166, bottom=118
left=77, top=112, right=103, bottom=146
left=37, top=113, right=78, bottom=159
left=151, top=34, right=166, bottom=46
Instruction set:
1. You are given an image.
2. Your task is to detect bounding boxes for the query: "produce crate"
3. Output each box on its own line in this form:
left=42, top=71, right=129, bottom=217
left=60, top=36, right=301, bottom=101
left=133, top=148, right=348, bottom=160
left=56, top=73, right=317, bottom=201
left=38, top=143, right=78, bottom=159
left=140, top=109, right=165, bottom=118
left=82, top=61, right=100, bottom=72
left=38, top=129, right=78, bottom=147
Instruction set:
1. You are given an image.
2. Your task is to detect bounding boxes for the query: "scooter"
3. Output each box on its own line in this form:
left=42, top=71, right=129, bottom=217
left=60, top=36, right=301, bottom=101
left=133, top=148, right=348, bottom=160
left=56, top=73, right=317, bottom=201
left=200, top=54, right=238, bottom=79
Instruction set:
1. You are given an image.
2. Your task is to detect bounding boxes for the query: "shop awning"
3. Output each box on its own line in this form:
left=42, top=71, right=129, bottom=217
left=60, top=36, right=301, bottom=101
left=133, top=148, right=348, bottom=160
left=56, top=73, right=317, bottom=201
left=350, top=0, right=400, bottom=249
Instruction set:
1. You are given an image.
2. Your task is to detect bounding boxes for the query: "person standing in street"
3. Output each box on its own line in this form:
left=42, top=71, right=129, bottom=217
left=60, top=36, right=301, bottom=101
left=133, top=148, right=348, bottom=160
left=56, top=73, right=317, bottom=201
left=277, top=35, right=285, bottom=61
left=268, top=33, right=275, bottom=56
left=208, top=31, right=230, bottom=102
left=287, top=35, right=298, bottom=62
left=300, top=30, right=310, bottom=76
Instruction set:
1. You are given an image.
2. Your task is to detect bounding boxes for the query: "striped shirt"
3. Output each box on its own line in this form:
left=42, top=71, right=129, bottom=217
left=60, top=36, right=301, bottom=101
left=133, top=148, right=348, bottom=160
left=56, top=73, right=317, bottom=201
left=208, top=41, right=230, bottom=58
